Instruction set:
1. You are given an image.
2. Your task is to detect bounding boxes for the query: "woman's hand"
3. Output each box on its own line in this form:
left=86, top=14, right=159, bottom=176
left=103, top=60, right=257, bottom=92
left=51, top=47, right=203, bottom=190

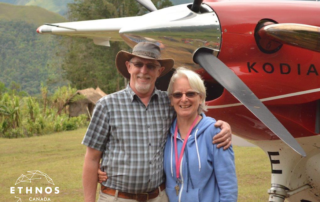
left=97, top=165, right=108, bottom=183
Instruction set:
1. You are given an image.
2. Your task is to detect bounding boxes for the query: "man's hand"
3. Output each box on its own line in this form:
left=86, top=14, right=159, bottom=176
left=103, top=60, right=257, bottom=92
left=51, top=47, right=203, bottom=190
left=213, top=120, right=232, bottom=150
left=98, top=164, right=108, bottom=183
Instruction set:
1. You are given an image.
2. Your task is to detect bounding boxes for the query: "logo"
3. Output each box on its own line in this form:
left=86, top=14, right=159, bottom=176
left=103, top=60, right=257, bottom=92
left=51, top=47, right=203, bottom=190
left=10, top=170, right=60, bottom=201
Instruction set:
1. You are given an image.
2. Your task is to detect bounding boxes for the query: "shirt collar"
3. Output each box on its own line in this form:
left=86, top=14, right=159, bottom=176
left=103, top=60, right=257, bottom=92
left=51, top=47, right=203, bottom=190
left=125, top=84, right=160, bottom=102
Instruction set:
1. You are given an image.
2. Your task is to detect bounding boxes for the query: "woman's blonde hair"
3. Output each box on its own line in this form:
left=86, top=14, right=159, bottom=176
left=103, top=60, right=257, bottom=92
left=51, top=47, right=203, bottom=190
left=167, top=67, right=207, bottom=114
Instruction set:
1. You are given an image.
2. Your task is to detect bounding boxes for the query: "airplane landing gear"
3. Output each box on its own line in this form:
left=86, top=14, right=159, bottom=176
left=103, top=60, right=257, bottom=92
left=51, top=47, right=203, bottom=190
left=268, top=184, right=288, bottom=202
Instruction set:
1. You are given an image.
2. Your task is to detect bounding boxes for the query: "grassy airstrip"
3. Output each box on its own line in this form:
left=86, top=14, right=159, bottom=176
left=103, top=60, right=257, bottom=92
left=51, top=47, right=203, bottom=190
left=0, top=128, right=270, bottom=201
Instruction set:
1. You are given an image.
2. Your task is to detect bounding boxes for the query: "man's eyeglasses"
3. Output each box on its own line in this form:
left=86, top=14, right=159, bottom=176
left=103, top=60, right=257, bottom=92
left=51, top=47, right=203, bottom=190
left=171, top=91, right=199, bottom=99
left=129, top=61, right=160, bottom=70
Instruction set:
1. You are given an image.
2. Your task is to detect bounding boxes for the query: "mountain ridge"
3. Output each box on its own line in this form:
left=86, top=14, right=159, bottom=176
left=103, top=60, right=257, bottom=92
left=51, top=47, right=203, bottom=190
left=0, top=0, right=74, bottom=16
left=0, top=2, right=65, bottom=25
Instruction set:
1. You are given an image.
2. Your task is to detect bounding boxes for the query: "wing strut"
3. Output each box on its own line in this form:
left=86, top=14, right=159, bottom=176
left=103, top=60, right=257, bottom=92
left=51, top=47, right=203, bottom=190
left=136, top=0, right=157, bottom=12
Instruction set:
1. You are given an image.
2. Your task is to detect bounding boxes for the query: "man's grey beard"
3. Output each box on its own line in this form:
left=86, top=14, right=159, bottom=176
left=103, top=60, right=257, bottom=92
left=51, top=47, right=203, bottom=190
left=135, top=83, right=151, bottom=94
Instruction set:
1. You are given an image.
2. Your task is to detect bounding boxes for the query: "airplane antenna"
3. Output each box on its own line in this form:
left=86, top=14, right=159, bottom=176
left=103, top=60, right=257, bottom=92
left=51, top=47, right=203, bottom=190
left=191, top=0, right=203, bottom=13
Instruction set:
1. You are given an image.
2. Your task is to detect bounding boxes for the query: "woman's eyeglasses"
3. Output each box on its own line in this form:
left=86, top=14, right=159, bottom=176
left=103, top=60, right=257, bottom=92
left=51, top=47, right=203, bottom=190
left=129, top=61, right=160, bottom=70
left=171, top=91, right=199, bottom=99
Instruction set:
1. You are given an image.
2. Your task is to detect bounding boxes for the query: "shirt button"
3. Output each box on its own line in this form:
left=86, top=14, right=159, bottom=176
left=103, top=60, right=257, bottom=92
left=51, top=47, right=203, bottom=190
left=149, top=143, right=152, bottom=146
left=149, top=161, right=152, bottom=164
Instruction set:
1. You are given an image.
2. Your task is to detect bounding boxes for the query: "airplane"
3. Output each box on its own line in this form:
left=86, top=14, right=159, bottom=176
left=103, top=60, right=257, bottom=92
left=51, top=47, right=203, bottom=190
left=37, top=0, right=320, bottom=201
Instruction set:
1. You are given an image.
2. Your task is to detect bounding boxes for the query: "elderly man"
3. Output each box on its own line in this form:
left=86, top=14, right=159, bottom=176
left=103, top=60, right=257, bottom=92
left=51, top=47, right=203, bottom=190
left=82, top=42, right=232, bottom=202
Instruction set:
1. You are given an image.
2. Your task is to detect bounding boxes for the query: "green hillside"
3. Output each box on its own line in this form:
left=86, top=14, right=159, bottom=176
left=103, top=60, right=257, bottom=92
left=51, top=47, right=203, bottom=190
left=26, top=0, right=74, bottom=16
left=0, top=2, right=65, bottom=24
left=0, top=3, right=67, bottom=95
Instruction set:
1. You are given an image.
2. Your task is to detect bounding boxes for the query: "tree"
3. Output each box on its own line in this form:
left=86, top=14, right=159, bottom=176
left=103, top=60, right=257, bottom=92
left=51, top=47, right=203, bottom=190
left=0, top=94, right=21, bottom=131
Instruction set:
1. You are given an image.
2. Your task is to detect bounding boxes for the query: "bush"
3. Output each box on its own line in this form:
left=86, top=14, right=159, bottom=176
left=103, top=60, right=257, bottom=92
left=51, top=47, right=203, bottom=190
left=0, top=86, right=90, bottom=138
left=3, top=128, right=25, bottom=138
left=62, top=115, right=88, bottom=131
left=63, top=119, right=77, bottom=131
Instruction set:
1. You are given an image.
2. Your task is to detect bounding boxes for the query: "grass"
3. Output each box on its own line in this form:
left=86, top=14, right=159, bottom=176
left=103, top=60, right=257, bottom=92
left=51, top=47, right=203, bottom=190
left=0, top=128, right=270, bottom=201
left=234, top=146, right=270, bottom=201
left=0, top=128, right=86, bottom=202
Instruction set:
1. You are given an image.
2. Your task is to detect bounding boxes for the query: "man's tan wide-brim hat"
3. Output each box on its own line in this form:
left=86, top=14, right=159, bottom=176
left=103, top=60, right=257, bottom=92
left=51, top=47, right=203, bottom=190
left=116, top=42, right=174, bottom=79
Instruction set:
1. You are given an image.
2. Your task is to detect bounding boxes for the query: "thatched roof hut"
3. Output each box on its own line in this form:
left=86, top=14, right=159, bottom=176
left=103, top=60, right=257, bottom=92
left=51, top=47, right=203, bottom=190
left=67, top=87, right=106, bottom=118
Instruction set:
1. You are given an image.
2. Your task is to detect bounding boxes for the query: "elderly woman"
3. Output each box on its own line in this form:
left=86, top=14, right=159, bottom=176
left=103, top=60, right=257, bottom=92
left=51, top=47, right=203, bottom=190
left=164, top=67, right=238, bottom=202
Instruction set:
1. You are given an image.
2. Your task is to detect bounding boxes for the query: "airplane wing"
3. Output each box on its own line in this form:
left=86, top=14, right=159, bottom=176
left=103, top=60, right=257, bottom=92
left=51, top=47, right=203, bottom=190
left=36, top=16, right=140, bottom=46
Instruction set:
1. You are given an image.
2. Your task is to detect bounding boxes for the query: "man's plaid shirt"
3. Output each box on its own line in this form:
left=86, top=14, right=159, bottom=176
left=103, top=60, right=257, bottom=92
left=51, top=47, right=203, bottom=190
left=82, top=85, right=175, bottom=193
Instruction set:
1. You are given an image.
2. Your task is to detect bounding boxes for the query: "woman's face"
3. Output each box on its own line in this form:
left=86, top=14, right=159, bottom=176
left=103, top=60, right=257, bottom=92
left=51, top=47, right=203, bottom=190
left=170, top=76, right=202, bottom=119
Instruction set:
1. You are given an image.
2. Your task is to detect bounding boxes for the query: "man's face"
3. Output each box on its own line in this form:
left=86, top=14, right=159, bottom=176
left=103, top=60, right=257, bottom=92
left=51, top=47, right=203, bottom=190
left=126, top=57, right=164, bottom=95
